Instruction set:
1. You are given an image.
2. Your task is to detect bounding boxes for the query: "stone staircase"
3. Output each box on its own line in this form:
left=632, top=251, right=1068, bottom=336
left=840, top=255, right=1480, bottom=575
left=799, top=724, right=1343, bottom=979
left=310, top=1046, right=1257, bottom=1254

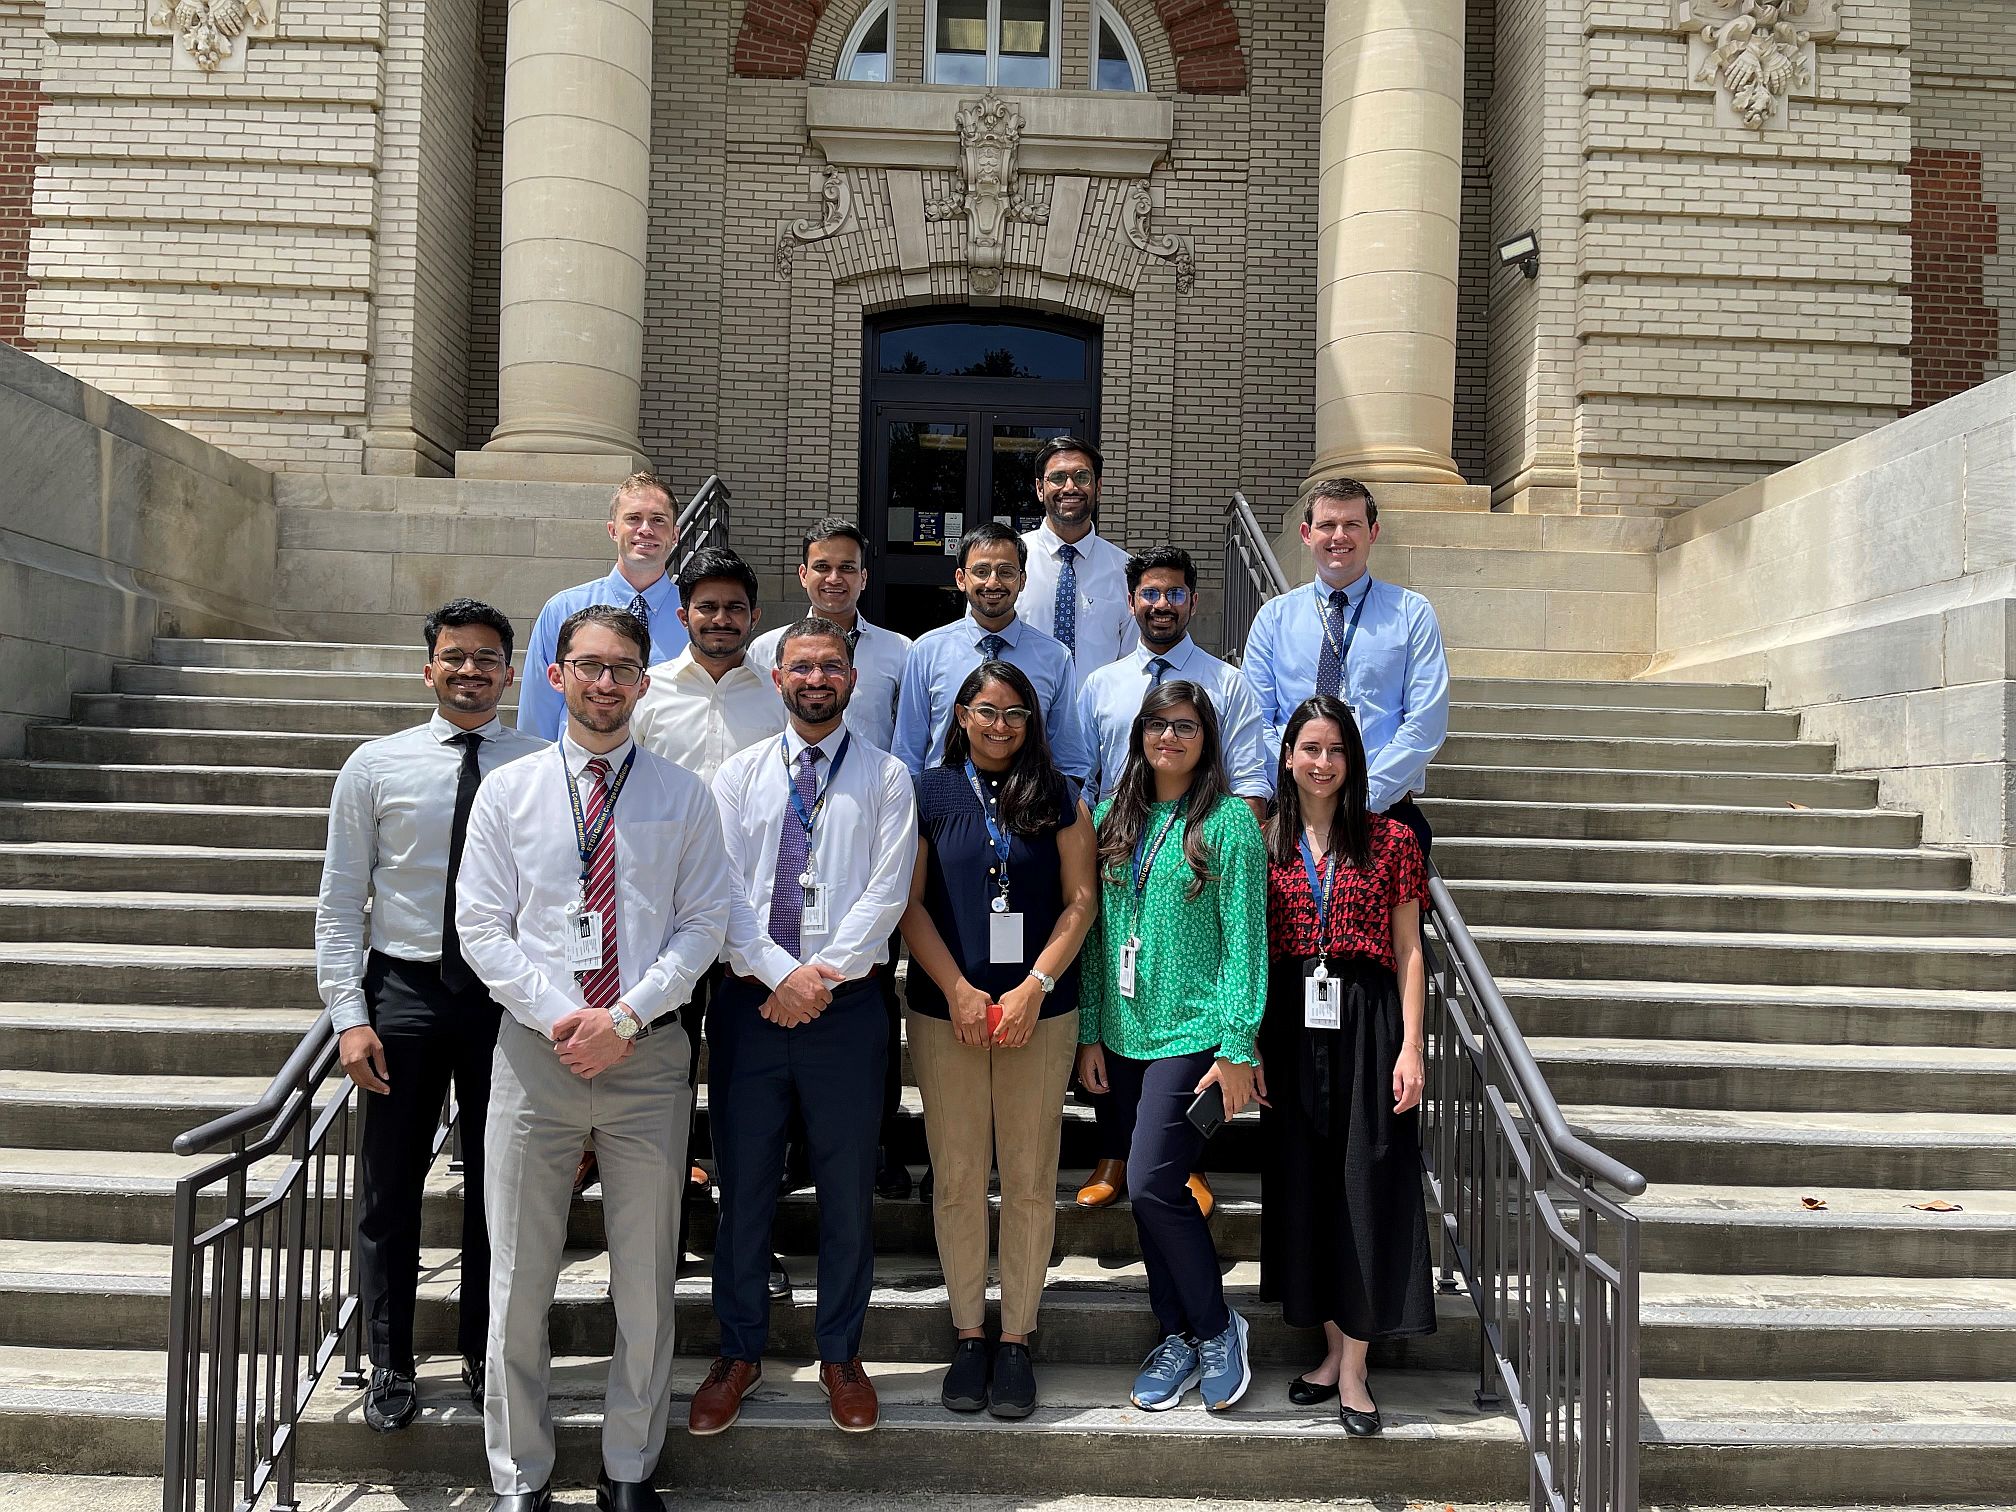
left=0, top=639, right=2013, bottom=1504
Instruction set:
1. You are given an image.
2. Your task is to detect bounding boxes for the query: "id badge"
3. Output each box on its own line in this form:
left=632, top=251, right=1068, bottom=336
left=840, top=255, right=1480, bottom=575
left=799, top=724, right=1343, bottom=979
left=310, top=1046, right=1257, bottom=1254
left=990, top=910, right=1025, bottom=965
left=1303, top=958, right=1341, bottom=1030
left=568, top=908, right=606, bottom=971
left=1117, top=939, right=1139, bottom=1000
left=800, top=883, right=829, bottom=937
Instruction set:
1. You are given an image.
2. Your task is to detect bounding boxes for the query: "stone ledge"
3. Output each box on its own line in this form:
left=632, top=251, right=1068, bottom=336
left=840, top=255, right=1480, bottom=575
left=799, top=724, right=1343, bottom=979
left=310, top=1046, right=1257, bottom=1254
left=807, top=83, right=1174, bottom=177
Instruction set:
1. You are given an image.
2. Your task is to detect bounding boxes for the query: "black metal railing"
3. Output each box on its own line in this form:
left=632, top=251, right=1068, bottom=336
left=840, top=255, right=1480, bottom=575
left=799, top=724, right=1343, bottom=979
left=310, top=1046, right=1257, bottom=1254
left=674, top=474, right=732, bottom=577
left=1221, top=490, right=1288, bottom=665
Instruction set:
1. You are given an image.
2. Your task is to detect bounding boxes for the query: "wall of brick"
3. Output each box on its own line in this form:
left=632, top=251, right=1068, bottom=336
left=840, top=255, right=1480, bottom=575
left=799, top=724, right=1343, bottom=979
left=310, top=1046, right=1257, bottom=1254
left=0, top=2, right=43, bottom=347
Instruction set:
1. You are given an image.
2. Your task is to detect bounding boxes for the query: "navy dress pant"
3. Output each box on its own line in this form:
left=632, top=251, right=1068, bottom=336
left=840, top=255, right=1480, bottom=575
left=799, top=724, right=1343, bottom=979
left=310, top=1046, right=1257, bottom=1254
left=1104, top=1047, right=1230, bottom=1342
left=707, top=974, right=886, bottom=1363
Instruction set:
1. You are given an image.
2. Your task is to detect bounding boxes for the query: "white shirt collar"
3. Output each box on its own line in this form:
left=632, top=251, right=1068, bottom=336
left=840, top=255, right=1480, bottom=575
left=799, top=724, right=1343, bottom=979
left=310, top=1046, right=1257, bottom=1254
left=428, top=711, right=504, bottom=743
left=1037, top=520, right=1100, bottom=557
left=783, top=723, right=848, bottom=763
left=560, top=730, right=636, bottom=778
left=663, top=647, right=760, bottom=687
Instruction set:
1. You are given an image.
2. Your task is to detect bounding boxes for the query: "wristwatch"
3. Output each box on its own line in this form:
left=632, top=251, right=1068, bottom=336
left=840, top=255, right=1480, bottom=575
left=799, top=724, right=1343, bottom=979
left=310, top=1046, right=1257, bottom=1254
left=609, top=1004, right=641, bottom=1040
left=1028, top=968, right=1057, bottom=995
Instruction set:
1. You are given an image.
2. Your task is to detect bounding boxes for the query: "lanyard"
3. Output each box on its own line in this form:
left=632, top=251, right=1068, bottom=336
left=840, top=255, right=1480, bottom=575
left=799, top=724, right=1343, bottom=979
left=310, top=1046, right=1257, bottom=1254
left=565, top=745, right=637, bottom=887
left=964, top=760, right=1013, bottom=902
left=1320, top=580, right=1372, bottom=671
left=1127, top=806, right=1184, bottom=938
left=1297, top=832, right=1343, bottom=957
left=781, top=731, right=853, bottom=838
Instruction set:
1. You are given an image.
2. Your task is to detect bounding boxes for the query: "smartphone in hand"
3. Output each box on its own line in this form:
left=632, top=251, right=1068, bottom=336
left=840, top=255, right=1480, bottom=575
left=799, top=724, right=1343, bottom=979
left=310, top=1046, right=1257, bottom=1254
left=1185, top=1085, right=1226, bottom=1140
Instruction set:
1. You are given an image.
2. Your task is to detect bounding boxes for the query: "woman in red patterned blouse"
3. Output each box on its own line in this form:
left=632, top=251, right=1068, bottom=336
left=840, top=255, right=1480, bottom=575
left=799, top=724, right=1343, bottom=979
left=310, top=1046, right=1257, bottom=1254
left=1258, top=694, right=1432, bottom=1436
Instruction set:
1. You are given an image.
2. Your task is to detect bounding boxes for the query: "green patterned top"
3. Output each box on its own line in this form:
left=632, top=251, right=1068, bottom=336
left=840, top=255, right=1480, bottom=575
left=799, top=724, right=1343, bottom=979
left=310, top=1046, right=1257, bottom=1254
left=1078, top=794, right=1268, bottom=1065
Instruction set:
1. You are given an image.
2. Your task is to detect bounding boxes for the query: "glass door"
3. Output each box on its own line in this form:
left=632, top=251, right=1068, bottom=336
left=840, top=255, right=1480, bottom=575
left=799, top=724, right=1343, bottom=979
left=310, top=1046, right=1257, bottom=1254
left=866, top=406, right=979, bottom=638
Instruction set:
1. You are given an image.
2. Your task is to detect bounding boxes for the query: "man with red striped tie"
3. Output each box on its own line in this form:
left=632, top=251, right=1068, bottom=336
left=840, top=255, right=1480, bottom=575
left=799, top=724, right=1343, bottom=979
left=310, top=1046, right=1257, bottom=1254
left=455, top=604, right=734, bottom=1512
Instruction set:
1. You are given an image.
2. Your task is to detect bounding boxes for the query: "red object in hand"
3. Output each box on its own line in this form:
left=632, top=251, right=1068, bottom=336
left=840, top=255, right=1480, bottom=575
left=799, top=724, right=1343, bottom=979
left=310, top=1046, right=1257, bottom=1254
left=986, top=1002, right=1003, bottom=1037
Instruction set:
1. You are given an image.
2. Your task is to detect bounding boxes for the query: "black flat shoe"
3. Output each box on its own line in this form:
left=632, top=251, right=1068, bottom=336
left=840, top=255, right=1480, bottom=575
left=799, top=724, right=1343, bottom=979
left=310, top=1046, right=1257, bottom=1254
left=362, top=1366, right=418, bottom=1432
left=988, top=1342, right=1037, bottom=1419
left=1288, top=1374, right=1339, bottom=1407
left=1340, top=1398, right=1383, bottom=1436
left=596, top=1469, right=666, bottom=1511
left=489, top=1488, right=550, bottom=1512
left=767, top=1253, right=791, bottom=1300
left=941, top=1337, right=990, bottom=1413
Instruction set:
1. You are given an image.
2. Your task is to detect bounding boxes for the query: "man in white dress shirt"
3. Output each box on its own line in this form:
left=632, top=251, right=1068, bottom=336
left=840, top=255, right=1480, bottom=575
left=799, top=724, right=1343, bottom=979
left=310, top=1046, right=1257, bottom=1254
left=632, top=547, right=784, bottom=780
left=689, top=617, right=917, bottom=1438
left=455, top=604, right=733, bottom=1512
left=316, top=598, right=545, bottom=1434
left=1014, top=436, right=1137, bottom=669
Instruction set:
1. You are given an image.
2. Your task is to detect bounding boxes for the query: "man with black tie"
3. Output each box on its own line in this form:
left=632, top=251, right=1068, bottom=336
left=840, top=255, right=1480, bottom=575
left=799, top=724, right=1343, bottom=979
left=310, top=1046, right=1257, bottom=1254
left=316, top=598, right=544, bottom=1433
left=691, top=617, right=917, bottom=1437
left=456, top=604, right=733, bottom=1512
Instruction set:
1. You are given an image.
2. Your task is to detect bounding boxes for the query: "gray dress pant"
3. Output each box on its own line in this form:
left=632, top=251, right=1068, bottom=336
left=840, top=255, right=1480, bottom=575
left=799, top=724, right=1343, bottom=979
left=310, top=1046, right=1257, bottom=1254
left=483, top=1015, right=692, bottom=1494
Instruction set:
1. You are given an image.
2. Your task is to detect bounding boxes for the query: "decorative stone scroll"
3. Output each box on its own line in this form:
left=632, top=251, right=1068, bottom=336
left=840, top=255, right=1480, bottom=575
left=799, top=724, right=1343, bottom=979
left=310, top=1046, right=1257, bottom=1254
left=146, top=0, right=275, bottom=73
left=774, top=166, right=856, bottom=279
left=924, top=92, right=1050, bottom=296
left=1673, top=0, right=1839, bottom=133
left=1122, top=184, right=1195, bottom=296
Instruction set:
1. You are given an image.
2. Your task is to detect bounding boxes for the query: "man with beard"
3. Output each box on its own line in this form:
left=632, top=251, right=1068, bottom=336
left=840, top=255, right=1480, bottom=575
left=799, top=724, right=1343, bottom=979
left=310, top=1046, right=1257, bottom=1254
left=631, top=548, right=783, bottom=776
left=693, top=618, right=917, bottom=1437
left=317, top=598, right=545, bottom=1432
left=894, top=522, right=1092, bottom=779
left=1014, top=436, right=1137, bottom=669
left=456, top=605, right=733, bottom=1512
left=517, top=472, right=691, bottom=740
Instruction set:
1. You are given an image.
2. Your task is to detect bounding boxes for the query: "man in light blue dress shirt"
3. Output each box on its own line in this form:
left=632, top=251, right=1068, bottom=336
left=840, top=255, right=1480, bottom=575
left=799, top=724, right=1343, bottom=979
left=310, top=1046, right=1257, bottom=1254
left=1241, top=477, right=1450, bottom=853
left=1077, top=545, right=1271, bottom=812
left=893, top=522, right=1092, bottom=779
left=515, top=472, right=691, bottom=739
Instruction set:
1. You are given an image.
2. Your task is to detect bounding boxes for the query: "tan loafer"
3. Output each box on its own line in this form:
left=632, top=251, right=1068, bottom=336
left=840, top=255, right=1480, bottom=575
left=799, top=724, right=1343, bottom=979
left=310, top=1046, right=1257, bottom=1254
left=1187, top=1171, right=1215, bottom=1220
left=1076, top=1157, right=1126, bottom=1208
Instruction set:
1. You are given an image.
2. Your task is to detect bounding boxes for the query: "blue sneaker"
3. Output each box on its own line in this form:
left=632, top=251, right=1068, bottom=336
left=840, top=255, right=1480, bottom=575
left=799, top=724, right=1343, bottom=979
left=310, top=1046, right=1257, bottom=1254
left=1198, top=1310, right=1252, bottom=1411
left=1129, top=1333, right=1202, bottom=1411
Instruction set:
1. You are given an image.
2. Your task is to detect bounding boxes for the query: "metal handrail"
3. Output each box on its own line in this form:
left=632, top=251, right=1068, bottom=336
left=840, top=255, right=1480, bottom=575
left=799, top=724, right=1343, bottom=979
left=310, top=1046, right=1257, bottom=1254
left=1220, top=491, right=1288, bottom=664
left=674, top=473, right=732, bottom=577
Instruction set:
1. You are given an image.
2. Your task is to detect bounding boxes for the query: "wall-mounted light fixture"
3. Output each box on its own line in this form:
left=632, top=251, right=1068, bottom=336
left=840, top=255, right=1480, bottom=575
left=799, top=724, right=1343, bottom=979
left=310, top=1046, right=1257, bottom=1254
left=1496, top=229, right=1540, bottom=279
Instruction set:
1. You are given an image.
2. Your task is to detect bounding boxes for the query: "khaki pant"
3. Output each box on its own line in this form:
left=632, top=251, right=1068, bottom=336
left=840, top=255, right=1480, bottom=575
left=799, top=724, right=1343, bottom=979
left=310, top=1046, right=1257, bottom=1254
left=906, top=1007, right=1078, bottom=1336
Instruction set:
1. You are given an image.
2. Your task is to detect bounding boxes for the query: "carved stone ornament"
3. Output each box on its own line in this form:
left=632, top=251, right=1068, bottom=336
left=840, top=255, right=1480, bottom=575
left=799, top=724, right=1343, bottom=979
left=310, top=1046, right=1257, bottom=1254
left=924, top=92, right=1049, bottom=296
left=146, top=0, right=275, bottom=73
left=1674, top=0, right=1839, bottom=132
left=1122, top=184, right=1195, bottom=296
left=774, top=165, right=855, bottom=279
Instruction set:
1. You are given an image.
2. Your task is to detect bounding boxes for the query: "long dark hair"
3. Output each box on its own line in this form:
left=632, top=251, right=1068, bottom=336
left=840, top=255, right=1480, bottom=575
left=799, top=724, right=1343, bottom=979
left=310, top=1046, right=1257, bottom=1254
left=1265, top=695, right=1372, bottom=870
left=1097, top=679, right=1231, bottom=901
left=941, top=660, right=1070, bottom=835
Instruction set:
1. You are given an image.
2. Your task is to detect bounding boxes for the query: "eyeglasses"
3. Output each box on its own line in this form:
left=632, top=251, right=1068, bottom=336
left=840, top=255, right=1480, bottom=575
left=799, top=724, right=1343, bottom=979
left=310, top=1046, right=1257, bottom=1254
left=1135, top=587, right=1190, bottom=607
left=784, top=661, right=852, bottom=680
left=961, top=564, right=1022, bottom=582
left=561, top=658, right=644, bottom=686
left=1042, top=468, right=1095, bottom=488
left=434, top=649, right=507, bottom=671
left=964, top=703, right=1032, bottom=728
left=1144, top=717, right=1202, bottom=740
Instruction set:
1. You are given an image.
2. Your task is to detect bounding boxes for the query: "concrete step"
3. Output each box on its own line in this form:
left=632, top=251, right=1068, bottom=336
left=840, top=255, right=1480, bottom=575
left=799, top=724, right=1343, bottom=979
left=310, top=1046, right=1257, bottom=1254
left=26, top=726, right=369, bottom=770
left=1446, top=702, right=1801, bottom=741
left=113, top=664, right=522, bottom=710
left=1422, top=795, right=1919, bottom=848
left=1475, top=926, right=2016, bottom=993
left=1424, top=763, right=1882, bottom=809
left=153, top=639, right=525, bottom=674
left=0, top=892, right=314, bottom=949
left=0, top=801, right=328, bottom=850
left=0, top=1005, right=317, bottom=1075
left=1434, top=836, right=1967, bottom=889
left=0, top=945, right=318, bottom=1009
left=1436, top=732, right=1836, bottom=775
left=0, top=762, right=340, bottom=808
left=73, top=694, right=442, bottom=738
left=0, top=842, right=320, bottom=895
left=1628, top=1183, right=2016, bottom=1279
left=1452, top=880, right=2016, bottom=940
left=1447, top=677, right=1766, bottom=711
left=1501, top=979, right=2016, bottom=1049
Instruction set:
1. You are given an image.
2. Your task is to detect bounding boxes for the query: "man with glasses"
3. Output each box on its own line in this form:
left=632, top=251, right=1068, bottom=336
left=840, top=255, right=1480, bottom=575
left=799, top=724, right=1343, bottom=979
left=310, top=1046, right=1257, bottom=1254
left=894, top=521, right=1092, bottom=779
left=316, top=598, right=545, bottom=1433
left=517, top=471, right=691, bottom=740
left=1242, top=477, right=1450, bottom=856
left=1015, top=436, right=1138, bottom=669
left=456, top=604, right=733, bottom=1512
left=694, top=618, right=917, bottom=1437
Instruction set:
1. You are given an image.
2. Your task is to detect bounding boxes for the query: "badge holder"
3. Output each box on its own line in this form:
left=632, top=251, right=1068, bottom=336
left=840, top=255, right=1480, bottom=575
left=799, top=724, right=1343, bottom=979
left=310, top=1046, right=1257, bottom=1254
left=568, top=904, right=606, bottom=972
left=1303, top=957, right=1341, bottom=1029
left=1117, top=937, right=1139, bottom=999
left=799, top=868, right=829, bottom=936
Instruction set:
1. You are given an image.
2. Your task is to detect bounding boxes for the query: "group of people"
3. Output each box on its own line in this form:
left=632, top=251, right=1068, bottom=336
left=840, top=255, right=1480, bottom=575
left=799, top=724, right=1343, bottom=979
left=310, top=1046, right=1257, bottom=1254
left=314, top=440, right=1452, bottom=1512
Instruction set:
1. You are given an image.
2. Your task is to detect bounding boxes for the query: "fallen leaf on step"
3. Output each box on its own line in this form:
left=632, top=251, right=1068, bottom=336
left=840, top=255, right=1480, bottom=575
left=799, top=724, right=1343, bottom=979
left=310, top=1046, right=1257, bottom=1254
left=1908, top=1199, right=1964, bottom=1212
left=1800, top=1195, right=1828, bottom=1210
left=1786, top=801, right=1810, bottom=810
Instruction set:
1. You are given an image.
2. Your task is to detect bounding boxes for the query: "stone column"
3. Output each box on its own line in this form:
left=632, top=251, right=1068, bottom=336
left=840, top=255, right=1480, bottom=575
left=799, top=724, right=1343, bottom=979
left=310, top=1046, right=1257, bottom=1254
left=1306, top=0, right=1466, bottom=488
left=471, top=0, right=653, bottom=478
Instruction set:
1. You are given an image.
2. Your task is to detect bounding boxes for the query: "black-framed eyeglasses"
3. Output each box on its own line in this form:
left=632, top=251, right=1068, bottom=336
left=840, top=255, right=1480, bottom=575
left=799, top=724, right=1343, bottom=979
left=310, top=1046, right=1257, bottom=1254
left=434, top=648, right=507, bottom=671
left=964, top=703, right=1032, bottom=729
left=561, top=658, right=645, bottom=686
left=1135, top=587, right=1190, bottom=607
left=1144, top=717, right=1202, bottom=740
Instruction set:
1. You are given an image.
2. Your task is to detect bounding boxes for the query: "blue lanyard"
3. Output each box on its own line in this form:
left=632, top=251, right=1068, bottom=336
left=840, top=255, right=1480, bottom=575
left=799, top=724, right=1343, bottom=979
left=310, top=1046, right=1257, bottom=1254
left=1297, top=832, right=1342, bottom=957
left=564, top=745, right=636, bottom=887
left=1130, top=806, right=1182, bottom=899
left=964, top=760, right=1013, bottom=902
left=1320, top=580, right=1372, bottom=670
left=781, top=731, right=852, bottom=838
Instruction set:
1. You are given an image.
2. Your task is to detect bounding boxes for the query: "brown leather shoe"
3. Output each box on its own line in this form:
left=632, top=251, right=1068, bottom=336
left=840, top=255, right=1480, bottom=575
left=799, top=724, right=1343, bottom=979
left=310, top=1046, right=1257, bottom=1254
left=1076, top=1158, right=1126, bottom=1208
left=572, top=1147, right=599, bottom=1198
left=819, top=1358, right=879, bottom=1433
left=687, top=1357, right=762, bottom=1436
left=1188, top=1171, right=1215, bottom=1220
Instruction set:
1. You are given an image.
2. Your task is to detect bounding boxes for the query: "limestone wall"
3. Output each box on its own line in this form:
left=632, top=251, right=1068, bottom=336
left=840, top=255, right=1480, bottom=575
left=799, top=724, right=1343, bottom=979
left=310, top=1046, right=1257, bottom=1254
left=0, top=343, right=280, bottom=756
left=1652, top=370, right=2016, bottom=890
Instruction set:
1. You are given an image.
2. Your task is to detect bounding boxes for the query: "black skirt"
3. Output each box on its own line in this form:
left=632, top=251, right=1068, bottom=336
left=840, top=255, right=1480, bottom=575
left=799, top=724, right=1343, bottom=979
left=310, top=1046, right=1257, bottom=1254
left=1258, top=953, right=1436, bottom=1341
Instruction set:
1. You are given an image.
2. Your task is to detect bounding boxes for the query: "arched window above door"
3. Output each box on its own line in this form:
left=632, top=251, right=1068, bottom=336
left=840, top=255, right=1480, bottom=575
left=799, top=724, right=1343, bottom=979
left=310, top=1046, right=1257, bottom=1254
left=1091, top=2, right=1145, bottom=92
left=838, top=2, right=892, bottom=81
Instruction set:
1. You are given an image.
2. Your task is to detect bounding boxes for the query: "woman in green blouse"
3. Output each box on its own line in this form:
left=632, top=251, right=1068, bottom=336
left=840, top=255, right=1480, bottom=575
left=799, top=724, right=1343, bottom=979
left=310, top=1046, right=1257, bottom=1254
left=1076, top=680, right=1269, bottom=1414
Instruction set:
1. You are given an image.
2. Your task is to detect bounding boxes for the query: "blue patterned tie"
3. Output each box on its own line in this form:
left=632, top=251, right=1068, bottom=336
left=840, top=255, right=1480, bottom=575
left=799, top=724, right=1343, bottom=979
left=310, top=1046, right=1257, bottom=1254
left=979, top=633, right=1007, bottom=660
left=766, top=748, right=820, bottom=958
left=1315, top=589, right=1350, bottom=699
left=1147, top=656, right=1171, bottom=688
left=1052, top=543, right=1078, bottom=653
left=626, top=591, right=649, bottom=628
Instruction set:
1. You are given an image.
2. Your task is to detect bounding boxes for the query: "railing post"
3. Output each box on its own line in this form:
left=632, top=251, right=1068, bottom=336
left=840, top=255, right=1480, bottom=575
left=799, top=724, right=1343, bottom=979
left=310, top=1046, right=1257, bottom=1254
left=162, top=1181, right=201, bottom=1512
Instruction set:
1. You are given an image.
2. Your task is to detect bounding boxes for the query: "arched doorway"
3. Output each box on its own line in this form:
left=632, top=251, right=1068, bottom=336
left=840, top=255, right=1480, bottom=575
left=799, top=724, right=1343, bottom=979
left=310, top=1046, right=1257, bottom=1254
left=861, top=308, right=1100, bottom=637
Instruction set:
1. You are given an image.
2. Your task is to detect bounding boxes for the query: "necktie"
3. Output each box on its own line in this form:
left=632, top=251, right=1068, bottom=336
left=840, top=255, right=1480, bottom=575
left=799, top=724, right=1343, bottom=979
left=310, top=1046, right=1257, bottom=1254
left=577, top=757, right=621, bottom=1011
left=767, top=747, right=821, bottom=959
left=1052, top=543, right=1078, bottom=654
left=1315, top=588, right=1351, bottom=699
left=845, top=626, right=861, bottom=655
left=979, top=633, right=1008, bottom=660
left=1146, top=656, right=1172, bottom=688
left=438, top=731, right=484, bottom=996
left=626, top=591, right=650, bottom=629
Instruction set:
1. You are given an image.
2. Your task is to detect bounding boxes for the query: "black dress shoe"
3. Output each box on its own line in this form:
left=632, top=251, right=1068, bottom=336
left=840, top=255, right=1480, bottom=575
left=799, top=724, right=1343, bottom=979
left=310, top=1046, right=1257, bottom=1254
left=874, top=1147, right=913, bottom=1200
left=1340, top=1396, right=1383, bottom=1436
left=362, top=1366, right=418, bottom=1432
left=461, top=1355, right=484, bottom=1407
left=488, top=1488, right=550, bottom=1512
left=1288, top=1374, right=1339, bottom=1407
left=596, top=1470, right=666, bottom=1511
left=768, top=1253, right=791, bottom=1300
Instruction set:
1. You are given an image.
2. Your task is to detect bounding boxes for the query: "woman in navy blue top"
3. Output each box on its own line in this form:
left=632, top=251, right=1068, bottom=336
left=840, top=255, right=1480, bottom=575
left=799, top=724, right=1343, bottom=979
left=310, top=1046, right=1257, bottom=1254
left=900, top=659, right=1096, bottom=1421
